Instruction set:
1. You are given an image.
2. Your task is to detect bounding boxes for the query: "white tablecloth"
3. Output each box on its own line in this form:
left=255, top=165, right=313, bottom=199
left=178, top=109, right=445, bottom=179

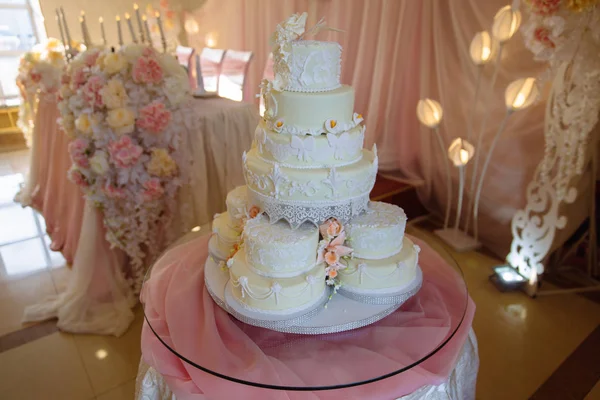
left=171, top=97, right=258, bottom=235
left=135, top=329, right=479, bottom=400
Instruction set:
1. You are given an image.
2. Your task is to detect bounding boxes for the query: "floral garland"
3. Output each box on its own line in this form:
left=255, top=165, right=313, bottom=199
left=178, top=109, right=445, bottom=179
left=58, top=44, right=191, bottom=292
left=16, top=39, right=67, bottom=146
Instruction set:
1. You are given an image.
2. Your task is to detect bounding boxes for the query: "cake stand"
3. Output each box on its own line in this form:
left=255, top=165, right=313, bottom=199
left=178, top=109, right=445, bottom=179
left=141, top=232, right=471, bottom=392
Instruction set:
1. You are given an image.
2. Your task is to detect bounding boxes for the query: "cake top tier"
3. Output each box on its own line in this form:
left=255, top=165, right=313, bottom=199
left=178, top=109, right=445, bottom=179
left=271, top=13, right=342, bottom=93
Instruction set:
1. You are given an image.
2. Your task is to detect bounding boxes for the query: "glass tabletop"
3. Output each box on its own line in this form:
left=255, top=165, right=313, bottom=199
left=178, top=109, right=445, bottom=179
left=141, top=228, right=469, bottom=391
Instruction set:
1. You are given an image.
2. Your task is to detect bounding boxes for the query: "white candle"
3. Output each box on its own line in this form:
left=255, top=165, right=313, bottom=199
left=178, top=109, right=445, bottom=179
left=155, top=11, right=166, bottom=52
left=60, top=7, right=72, bottom=49
left=125, top=13, right=138, bottom=44
left=99, top=17, right=107, bottom=45
left=133, top=4, right=145, bottom=43
left=55, top=9, right=67, bottom=51
left=79, top=16, right=88, bottom=47
left=116, top=15, right=123, bottom=46
left=142, top=15, right=152, bottom=47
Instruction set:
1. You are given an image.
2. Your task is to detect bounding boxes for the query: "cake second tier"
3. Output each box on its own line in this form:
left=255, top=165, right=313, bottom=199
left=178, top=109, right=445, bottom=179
left=243, top=147, right=377, bottom=226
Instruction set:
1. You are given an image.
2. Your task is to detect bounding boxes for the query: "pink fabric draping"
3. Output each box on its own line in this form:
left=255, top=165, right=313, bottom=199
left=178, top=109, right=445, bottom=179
left=30, top=95, right=84, bottom=264
left=141, top=235, right=475, bottom=399
left=187, top=0, right=564, bottom=258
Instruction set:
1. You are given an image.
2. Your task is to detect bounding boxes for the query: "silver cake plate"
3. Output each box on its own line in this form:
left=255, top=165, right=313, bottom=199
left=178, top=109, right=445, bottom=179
left=205, top=258, right=422, bottom=335
left=337, top=266, right=423, bottom=305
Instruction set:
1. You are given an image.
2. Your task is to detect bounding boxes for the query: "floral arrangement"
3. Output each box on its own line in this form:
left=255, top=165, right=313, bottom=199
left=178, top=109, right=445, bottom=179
left=58, top=44, right=191, bottom=292
left=220, top=205, right=261, bottom=271
left=522, top=0, right=600, bottom=68
left=16, top=38, right=67, bottom=146
left=317, top=218, right=353, bottom=288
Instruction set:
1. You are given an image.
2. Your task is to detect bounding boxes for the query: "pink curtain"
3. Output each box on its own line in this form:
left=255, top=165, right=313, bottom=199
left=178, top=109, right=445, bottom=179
left=187, top=0, right=550, bottom=257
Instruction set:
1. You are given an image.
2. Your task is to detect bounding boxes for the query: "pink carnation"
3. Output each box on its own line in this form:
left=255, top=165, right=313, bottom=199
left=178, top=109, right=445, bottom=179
left=142, top=177, right=164, bottom=202
left=82, top=75, right=105, bottom=108
left=142, top=47, right=156, bottom=57
left=68, top=167, right=89, bottom=187
left=534, top=27, right=555, bottom=48
left=103, top=183, right=127, bottom=199
left=132, top=57, right=163, bottom=84
left=108, top=135, right=143, bottom=168
left=72, top=67, right=86, bottom=89
left=30, top=72, right=41, bottom=83
left=68, top=138, right=90, bottom=168
left=529, top=0, right=561, bottom=16
left=136, top=101, right=172, bottom=134
left=84, top=51, right=100, bottom=67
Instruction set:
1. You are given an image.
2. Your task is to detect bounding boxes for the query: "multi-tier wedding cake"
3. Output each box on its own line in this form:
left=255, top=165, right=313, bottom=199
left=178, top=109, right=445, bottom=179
left=207, top=13, right=421, bottom=321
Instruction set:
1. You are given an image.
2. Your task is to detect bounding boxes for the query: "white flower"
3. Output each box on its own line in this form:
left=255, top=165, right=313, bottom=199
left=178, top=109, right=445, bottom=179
left=101, top=78, right=128, bottom=109
left=68, top=94, right=85, bottom=111
left=90, top=150, right=109, bottom=175
left=106, top=107, right=136, bottom=135
left=59, top=84, right=73, bottom=100
left=122, top=44, right=146, bottom=62
left=159, top=54, right=186, bottom=77
left=163, top=75, right=188, bottom=106
left=102, top=52, right=128, bottom=75
left=282, top=12, right=308, bottom=37
left=75, top=113, right=93, bottom=135
left=60, top=114, right=75, bottom=136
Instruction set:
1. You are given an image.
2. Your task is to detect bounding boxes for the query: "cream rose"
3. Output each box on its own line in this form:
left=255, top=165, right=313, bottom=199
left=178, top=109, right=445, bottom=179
left=75, top=113, right=93, bottom=135
left=60, top=114, right=76, bottom=137
left=106, top=107, right=135, bottom=135
left=163, top=75, right=188, bottom=106
left=159, top=53, right=186, bottom=77
left=102, top=52, right=128, bottom=75
left=90, top=150, right=110, bottom=175
left=147, top=148, right=177, bottom=177
left=101, top=78, right=128, bottom=109
left=122, top=44, right=146, bottom=62
left=283, top=12, right=308, bottom=37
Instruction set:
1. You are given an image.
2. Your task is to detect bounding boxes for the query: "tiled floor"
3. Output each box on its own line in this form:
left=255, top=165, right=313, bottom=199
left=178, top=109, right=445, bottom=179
left=0, top=149, right=599, bottom=399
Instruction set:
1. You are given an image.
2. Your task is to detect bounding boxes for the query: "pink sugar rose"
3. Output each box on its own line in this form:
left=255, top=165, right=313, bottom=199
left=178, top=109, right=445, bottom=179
left=529, top=0, right=561, bottom=16
left=68, top=138, right=91, bottom=168
left=103, top=183, right=127, bottom=199
left=142, top=177, right=164, bottom=202
left=132, top=57, right=163, bottom=84
left=68, top=167, right=89, bottom=188
left=136, top=101, right=172, bottom=133
left=108, top=135, right=143, bottom=168
left=85, top=51, right=100, bottom=67
left=82, top=75, right=105, bottom=108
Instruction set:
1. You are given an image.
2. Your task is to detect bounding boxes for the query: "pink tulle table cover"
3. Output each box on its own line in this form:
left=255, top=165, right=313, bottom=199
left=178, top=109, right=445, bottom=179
left=141, top=235, right=475, bottom=399
left=31, top=96, right=84, bottom=264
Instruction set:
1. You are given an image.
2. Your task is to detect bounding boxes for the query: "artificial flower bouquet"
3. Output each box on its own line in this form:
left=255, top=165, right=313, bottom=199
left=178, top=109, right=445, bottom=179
left=58, top=44, right=191, bottom=291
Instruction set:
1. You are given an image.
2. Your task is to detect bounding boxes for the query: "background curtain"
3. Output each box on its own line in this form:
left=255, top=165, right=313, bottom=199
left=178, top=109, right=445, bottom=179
left=186, top=0, right=582, bottom=259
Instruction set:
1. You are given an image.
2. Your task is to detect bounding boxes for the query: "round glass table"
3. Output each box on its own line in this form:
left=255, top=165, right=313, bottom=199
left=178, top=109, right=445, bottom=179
left=141, top=229, right=470, bottom=392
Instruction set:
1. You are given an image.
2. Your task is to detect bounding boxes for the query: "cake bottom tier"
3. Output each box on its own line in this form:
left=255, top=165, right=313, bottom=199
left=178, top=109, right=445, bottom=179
left=338, top=237, right=420, bottom=293
left=228, top=250, right=327, bottom=314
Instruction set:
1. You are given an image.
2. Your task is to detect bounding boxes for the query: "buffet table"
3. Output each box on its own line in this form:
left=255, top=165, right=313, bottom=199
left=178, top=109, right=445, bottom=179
left=137, top=231, right=478, bottom=399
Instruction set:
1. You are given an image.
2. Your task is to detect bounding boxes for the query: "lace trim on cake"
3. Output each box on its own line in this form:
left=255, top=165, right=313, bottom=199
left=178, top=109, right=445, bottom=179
left=284, top=83, right=342, bottom=93
left=247, top=187, right=370, bottom=228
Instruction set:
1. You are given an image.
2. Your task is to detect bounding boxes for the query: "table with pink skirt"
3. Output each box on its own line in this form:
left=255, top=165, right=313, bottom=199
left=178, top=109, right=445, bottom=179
left=19, top=94, right=259, bottom=336
left=136, top=231, right=478, bottom=400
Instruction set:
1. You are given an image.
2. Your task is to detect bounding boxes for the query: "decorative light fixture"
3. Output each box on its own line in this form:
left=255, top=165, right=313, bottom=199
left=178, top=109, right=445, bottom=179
left=492, top=5, right=522, bottom=43
left=469, top=31, right=496, bottom=66
left=489, top=265, right=527, bottom=292
left=417, top=99, right=452, bottom=230
left=434, top=138, right=479, bottom=251
left=471, top=77, right=539, bottom=239
left=205, top=32, right=218, bottom=48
